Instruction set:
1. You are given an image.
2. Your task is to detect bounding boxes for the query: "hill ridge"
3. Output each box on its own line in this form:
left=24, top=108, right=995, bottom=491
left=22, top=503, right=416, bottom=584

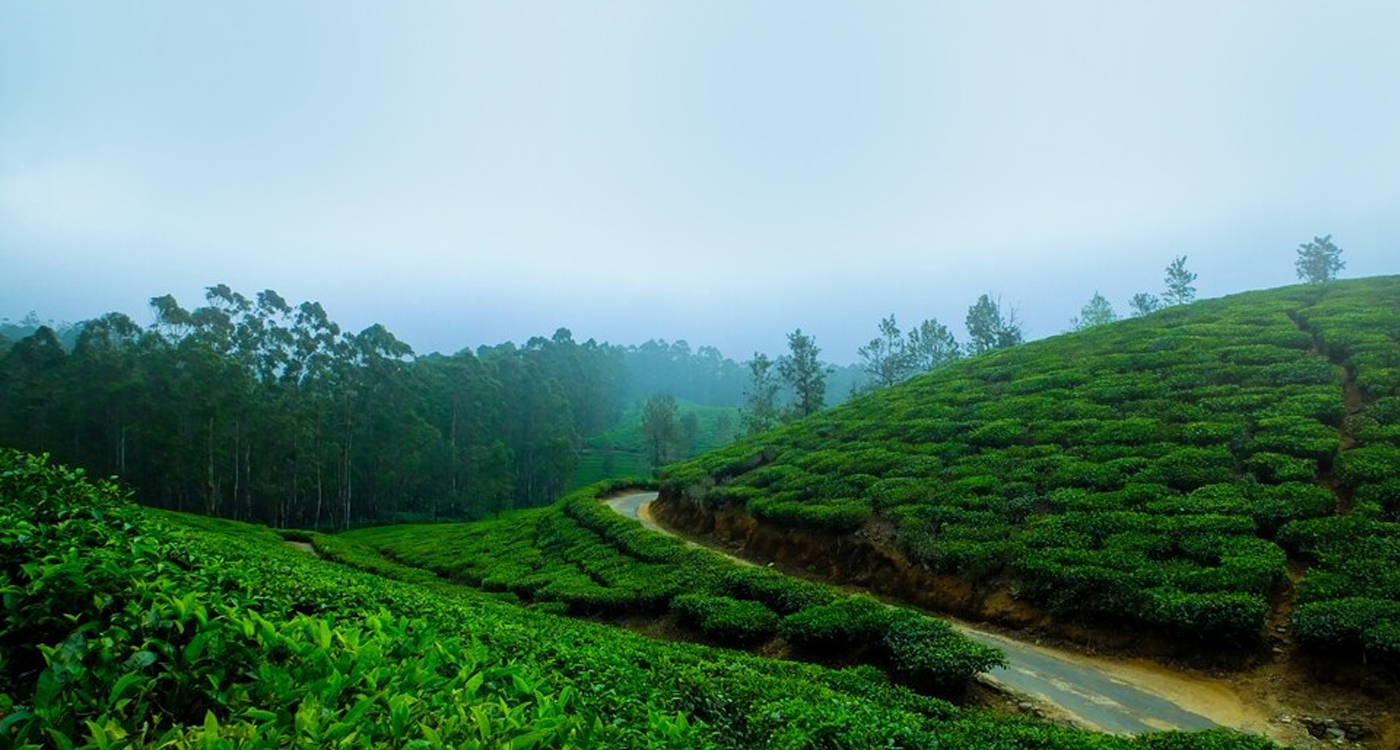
left=659, top=276, right=1400, bottom=670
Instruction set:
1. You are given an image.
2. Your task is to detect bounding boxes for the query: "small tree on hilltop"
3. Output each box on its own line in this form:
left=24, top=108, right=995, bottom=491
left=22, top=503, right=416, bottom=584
left=1162, top=255, right=1198, bottom=306
left=1070, top=292, right=1118, bottom=331
left=1295, top=234, right=1345, bottom=283
left=857, top=315, right=913, bottom=389
left=741, top=353, right=781, bottom=436
left=1128, top=292, right=1162, bottom=317
left=907, top=317, right=961, bottom=373
left=777, top=329, right=829, bottom=419
left=965, top=294, right=1023, bottom=356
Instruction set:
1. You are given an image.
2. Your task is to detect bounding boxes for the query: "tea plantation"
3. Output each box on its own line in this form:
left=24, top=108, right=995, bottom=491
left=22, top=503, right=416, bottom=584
left=0, top=450, right=1283, bottom=748
left=661, top=277, right=1400, bottom=663
left=340, top=481, right=1003, bottom=690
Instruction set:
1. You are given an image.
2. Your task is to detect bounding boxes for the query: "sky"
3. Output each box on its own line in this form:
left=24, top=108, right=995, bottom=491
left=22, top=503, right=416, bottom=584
left=2, top=1, right=1398, bottom=363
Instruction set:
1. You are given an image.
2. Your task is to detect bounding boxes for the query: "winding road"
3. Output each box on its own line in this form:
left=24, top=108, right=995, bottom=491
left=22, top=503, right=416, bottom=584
left=604, top=492, right=1266, bottom=737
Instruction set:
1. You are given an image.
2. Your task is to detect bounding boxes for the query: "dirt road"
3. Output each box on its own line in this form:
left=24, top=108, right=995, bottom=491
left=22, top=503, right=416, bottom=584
left=603, top=491, right=1272, bottom=737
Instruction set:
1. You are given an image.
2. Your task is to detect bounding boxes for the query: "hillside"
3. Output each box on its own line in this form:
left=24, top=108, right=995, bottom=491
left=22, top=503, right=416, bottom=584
left=0, top=449, right=1284, bottom=748
left=657, top=277, right=1400, bottom=672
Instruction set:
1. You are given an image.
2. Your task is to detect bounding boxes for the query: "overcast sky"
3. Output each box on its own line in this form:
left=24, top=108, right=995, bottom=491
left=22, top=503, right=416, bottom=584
left=2, top=2, right=1397, bottom=363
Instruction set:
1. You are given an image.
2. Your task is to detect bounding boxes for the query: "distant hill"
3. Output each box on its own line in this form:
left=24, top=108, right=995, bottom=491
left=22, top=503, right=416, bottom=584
left=659, top=277, right=1400, bottom=666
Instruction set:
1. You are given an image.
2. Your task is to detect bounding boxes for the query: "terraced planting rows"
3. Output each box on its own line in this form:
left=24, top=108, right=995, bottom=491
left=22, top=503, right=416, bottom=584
left=1, top=450, right=1284, bottom=748
left=661, top=277, right=1400, bottom=662
left=340, top=481, right=1004, bottom=690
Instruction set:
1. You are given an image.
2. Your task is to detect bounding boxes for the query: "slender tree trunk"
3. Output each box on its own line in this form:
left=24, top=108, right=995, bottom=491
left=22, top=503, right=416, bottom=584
left=450, top=405, right=459, bottom=516
left=206, top=416, right=217, bottom=516
left=232, top=419, right=241, bottom=520
left=243, top=441, right=251, bottom=523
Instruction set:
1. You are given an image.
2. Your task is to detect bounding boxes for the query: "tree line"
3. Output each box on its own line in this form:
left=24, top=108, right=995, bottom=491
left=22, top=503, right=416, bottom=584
left=854, top=239, right=1348, bottom=394
left=0, top=286, right=630, bottom=528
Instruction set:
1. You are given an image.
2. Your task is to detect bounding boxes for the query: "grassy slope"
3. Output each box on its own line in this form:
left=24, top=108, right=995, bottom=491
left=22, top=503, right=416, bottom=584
left=660, top=277, right=1400, bottom=661
left=0, top=449, right=1278, bottom=748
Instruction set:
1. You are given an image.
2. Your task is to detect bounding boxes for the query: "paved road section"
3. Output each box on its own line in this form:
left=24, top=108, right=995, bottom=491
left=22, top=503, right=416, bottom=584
left=602, top=492, right=1220, bottom=735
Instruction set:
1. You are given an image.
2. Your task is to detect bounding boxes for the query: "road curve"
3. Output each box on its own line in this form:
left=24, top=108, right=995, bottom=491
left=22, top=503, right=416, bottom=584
left=603, top=492, right=1249, bottom=736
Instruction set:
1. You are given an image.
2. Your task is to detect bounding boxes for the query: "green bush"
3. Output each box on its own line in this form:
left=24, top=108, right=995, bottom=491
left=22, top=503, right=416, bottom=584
left=671, top=594, right=781, bottom=646
left=881, top=609, right=1006, bottom=686
left=1247, top=417, right=1338, bottom=463
left=1144, top=447, right=1237, bottom=490
left=721, top=567, right=836, bottom=615
left=780, top=596, right=891, bottom=651
left=1336, top=444, right=1400, bottom=488
left=1142, top=589, right=1269, bottom=643
left=748, top=497, right=870, bottom=534
left=1292, top=597, right=1400, bottom=665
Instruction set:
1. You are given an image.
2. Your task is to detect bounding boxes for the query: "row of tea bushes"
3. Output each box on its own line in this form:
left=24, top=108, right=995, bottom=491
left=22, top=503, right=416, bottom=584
left=660, top=278, right=1400, bottom=651
left=341, top=482, right=1005, bottom=689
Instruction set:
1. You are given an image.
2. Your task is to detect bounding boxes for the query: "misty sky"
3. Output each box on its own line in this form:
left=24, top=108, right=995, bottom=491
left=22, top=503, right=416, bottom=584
left=2, top=2, right=1397, bottom=363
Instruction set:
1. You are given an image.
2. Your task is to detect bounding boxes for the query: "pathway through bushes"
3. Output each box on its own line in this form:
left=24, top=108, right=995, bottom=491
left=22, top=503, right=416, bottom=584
left=605, top=492, right=1284, bottom=740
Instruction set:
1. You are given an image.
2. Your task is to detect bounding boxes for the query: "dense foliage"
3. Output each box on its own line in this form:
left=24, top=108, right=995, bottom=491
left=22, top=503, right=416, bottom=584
left=0, top=287, right=630, bottom=527
left=662, top=277, right=1400, bottom=658
left=341, top=482, right=1005, bottom=689
left=0, top=289, right=872, bottom=526
left=0, top=449, right=1278, bottom=748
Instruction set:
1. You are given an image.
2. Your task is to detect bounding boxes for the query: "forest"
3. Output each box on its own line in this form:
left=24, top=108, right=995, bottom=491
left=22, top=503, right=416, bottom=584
left=0, top=286, right=877, bottom=528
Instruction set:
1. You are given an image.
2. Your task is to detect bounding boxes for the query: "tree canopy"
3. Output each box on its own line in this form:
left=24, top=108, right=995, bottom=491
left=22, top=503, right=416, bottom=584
left=0, top=286, right=632, bottom=527
left=1295, top=234, right=1345, bottom=283
left=1070, top=292, right=1118, bottom=331
left=1162, top=255, right=1198, bottom=306
left=964, top=294, right=1023, bottom=356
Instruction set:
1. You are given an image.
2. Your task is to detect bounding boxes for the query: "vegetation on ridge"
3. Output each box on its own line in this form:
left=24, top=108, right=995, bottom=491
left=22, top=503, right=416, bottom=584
left=662, top=277, right=1400, bottom=663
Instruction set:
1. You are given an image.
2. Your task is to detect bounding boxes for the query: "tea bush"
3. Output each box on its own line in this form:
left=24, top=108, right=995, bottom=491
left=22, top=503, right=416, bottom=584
left=671, top=595, right=780, bottom=646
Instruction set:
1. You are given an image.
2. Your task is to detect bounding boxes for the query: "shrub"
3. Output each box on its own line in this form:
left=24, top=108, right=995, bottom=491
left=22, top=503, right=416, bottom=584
left=780, top=596, right=891, bottom=651
left=881, top=609, right=1006, bottom=686
left=721, top=567, right=836, bottom=615
left=1142, top=589, right=1269, bottom=643
left=1144, top=446, right=1237, bottom=490
left=1245, top=452, right=1316, bottom=483
left=1258, top=358, right=1339, bottom=387
left=749, top=497, right=871, bottom=534
left=1292, top=597, right=1400, bottom=665
left=1336, top=445, right=1400, bottom=488
left=1249, top=483, right=1336, bottom=535
left=1276, top=515, right=1384, bottom=557
left=1262, top=390, right=1346, bottom=425
left=671, top=594, right=780, bottom=646
left=1176, top=419, right=1254, bottom=447
left=1353, top=479, right=1400, bottom=521
left=1247, top=417, right=1338, bottom=463
left=968, top=418, right=1031, bottom=447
